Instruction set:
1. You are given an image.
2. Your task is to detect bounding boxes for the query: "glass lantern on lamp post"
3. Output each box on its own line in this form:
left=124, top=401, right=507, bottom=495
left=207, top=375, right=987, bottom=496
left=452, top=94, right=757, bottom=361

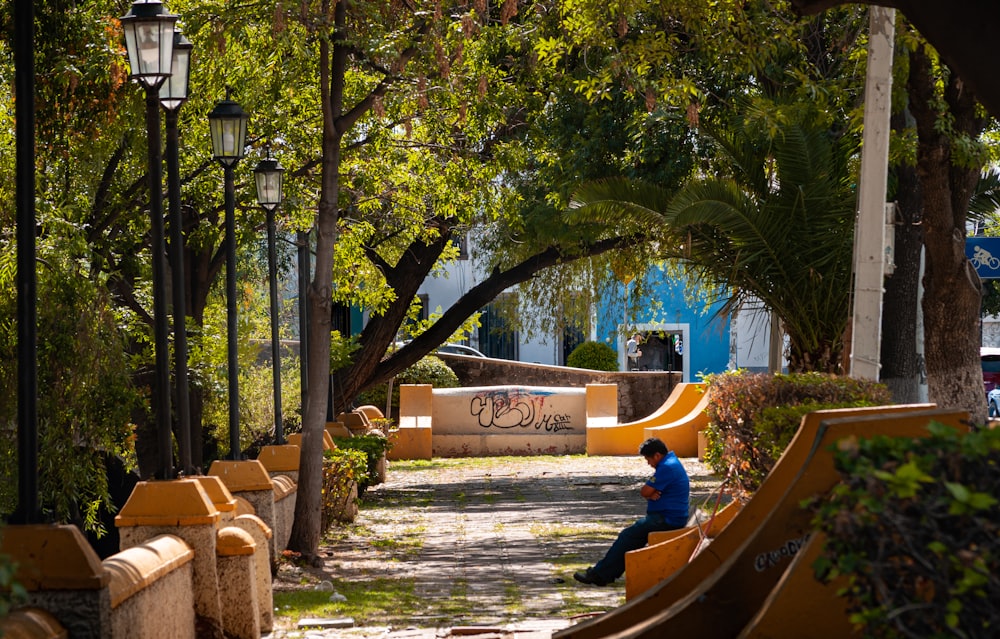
left=207, top=92, right=249, bottom=460
left=121, top=0, right=177, bottom=480
left=254, top=149, right=285, bottom=445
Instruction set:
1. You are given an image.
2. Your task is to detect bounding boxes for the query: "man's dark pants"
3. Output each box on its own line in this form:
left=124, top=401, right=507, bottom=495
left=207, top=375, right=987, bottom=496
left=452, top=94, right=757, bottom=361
left=590, top=512, right=684, bottom=583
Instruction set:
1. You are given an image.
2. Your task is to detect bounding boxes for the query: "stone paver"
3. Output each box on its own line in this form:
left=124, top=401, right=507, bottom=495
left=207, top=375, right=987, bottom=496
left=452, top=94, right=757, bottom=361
left=266, top=455, right=723, bottom=639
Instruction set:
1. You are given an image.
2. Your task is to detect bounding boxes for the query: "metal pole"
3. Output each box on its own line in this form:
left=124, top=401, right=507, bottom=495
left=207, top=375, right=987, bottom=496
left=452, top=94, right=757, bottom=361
left=225, top=163, right=241, bottom=459
left=146, top=88, right=174, bottom=479
left=267, top=207, right=284, bottom=444
left=13, top=0, right=38, bottom=524
left=849, top=7, right=895, bottom=380
left=164, top=108, right=192, bottom=474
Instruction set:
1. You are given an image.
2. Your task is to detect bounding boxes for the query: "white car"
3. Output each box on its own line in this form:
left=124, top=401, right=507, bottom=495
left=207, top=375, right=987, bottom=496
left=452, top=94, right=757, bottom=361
left=989, top=387, right=1000, bottom=419
left=391, top=341, right=486, bottom=358
left=435, top=343, right=486, bottom=357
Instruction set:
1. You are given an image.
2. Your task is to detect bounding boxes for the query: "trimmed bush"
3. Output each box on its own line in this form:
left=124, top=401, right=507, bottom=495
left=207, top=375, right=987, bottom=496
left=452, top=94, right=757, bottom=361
left=321, top=447, right=368, bottom=530
left=357, top=355, right=459, bottom=415
left=333, top=433, right=392, bottom=491
left=810, top=423, right=1000, bottom=636
left=702, top=370, right=890, bottom=496
left=567, top=341, right=619, bottom=371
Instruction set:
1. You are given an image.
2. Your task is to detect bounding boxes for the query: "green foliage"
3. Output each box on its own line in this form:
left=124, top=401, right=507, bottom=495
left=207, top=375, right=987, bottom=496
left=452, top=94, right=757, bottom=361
left=321, top=447, right=369, bottom=532
left=0, top=544, right=26, bottom=618
left=702, top=370, right=891, bottom=496
left=235, top=355, right=304, bottom=459
left=330, top=332, right=361, bottom=373
left=566, top=341, right=619, bottom=372
left=357, top=356, right=460, bottom=415
left=810, top=424, right=1000, bottom=637
left=198, top=316, right=300, bottom=459
left=332, top=434, right=392, bottom=491
left=0, top=236, right=141, bottom=531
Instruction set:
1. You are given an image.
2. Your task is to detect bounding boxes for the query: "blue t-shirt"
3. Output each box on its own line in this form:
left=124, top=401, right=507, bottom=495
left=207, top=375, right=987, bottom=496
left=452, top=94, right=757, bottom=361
left=645, top=451, right=690, bottom=525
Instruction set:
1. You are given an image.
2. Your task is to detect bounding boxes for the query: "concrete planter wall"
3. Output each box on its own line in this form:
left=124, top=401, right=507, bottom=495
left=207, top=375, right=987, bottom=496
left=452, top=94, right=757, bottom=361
left=438, top=354, right=678, bottom=423
left=405, top=384, right=589, bottom=456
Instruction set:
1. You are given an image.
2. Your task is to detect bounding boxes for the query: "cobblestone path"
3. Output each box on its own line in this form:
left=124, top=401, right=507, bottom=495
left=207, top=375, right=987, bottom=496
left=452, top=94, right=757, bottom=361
left=268, top=454, right=723, bottom=638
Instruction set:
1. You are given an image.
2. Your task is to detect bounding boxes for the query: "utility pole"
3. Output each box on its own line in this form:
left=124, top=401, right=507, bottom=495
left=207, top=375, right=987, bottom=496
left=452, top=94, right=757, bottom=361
left=850, top=7, right=895, bottom=380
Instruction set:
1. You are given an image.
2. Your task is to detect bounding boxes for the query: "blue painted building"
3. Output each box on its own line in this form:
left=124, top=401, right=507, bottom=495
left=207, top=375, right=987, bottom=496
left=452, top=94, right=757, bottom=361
left=596, top=266, right=733, bottom=382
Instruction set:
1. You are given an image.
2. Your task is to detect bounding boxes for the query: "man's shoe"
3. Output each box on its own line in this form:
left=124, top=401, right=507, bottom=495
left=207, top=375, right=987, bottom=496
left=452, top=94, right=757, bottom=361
left=573, top=569, right=608, bottom=586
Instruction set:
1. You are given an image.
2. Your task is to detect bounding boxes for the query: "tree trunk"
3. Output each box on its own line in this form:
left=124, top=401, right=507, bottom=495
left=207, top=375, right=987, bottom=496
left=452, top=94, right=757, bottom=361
left=908, top=44, right=987, bottom=424
left=288, top=0, right=343, bottom=561
left=879, top=108, right=923, bottom=403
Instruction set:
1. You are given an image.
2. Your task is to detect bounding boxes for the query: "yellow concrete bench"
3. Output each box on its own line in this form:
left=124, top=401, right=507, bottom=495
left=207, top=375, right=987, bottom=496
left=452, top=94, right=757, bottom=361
left=336, top=410, right=371, bottom=434
left=355, top=404, right=386, bottom=424
left=257, top=443, right=300, bottom=480
left=624, top=500, right=743, bottom=600
left=286, top=430, right=335, bottom=451
left=326, top=421, right=351, bottom=438
left=587, top=383, right=706, bottom=456
left=389, top=384, right=433, bottom=460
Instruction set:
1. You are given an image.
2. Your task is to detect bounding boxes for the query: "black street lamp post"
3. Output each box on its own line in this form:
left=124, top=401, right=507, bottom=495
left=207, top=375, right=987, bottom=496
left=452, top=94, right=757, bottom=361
left=207, top=92, right=249, bottom=460
left=159, top=28, right=194, bottom=475
left=121, top=0, right=177, bottom=480
left=254, top=149, right=285, bottom=445
left=13, top=0, right=38, bottom=524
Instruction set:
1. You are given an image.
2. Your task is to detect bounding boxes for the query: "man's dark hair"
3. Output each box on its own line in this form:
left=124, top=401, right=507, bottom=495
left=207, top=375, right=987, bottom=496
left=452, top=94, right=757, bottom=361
left=639, top=438, right=668, bottom=457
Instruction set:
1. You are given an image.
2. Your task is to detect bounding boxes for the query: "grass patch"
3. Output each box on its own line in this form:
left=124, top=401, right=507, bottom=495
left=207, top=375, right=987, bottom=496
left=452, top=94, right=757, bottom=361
left=367, top=487, right=434, bottom=509
left=502, top=580, right=523, bottom=615
left=274, top=577, right=420, bottom=627
left=528, top=522, right=620, bottom=540
left=324, top=523, right=374, bottom=544
left=368, top=525, right=425, bottom=559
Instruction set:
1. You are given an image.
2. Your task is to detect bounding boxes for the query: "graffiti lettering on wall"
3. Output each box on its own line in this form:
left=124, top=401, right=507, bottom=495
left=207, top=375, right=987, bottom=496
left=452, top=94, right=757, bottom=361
left=470, top=389, right=574, bottom=432
left=753, top=533, right=810, bottom=572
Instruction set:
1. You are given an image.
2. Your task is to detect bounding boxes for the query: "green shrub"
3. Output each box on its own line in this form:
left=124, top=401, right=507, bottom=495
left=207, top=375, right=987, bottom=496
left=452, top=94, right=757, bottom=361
left=567, top=341, right=619, bottom=371
left=238, top=356, right=304, bottom=459
left=333, top=434, right=392, bottom=491
left=0, top=544, right=26, bottom=618
left=321, top=447, right=368, bottom=530
left=810, top=423, right=1000, bottom=637
left=357, top=355, right=459, bottom=415
left=702, top=370, right=890, bottom=496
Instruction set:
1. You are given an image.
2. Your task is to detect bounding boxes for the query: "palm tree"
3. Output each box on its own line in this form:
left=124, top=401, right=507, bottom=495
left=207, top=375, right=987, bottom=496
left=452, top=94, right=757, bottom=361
left=569, top=116, right=858, bottom=372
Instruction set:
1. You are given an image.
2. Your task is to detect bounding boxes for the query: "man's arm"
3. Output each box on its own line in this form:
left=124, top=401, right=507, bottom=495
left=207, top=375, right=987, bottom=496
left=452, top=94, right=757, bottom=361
left=640, top=484, right=661, bottom=500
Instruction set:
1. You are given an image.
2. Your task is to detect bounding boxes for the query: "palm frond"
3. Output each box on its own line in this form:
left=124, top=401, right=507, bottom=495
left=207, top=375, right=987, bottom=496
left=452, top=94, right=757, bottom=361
left=566, top=177, right=674, bottom=229
left=969, top=167, right=1000, bottom=219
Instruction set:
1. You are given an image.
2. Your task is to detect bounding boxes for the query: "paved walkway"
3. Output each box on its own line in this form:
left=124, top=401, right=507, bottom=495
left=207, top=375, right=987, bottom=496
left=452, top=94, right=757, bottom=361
left=267, top=454, right=724, bottom=639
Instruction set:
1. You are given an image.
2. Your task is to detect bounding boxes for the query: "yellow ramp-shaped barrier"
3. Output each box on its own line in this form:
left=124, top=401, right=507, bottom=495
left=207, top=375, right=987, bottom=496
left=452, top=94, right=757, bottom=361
left=587, top=383, right=706, bottom=456
left=737, top=532, right=854, bottom=638
left=554, top=403, right=947, bottom=639
left=642, top=391, right=711, bottom=458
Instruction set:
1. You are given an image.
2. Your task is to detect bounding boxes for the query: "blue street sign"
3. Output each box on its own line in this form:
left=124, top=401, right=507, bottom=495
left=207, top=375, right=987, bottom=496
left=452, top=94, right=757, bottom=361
left=966, top=237, right=1000, bottom=281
